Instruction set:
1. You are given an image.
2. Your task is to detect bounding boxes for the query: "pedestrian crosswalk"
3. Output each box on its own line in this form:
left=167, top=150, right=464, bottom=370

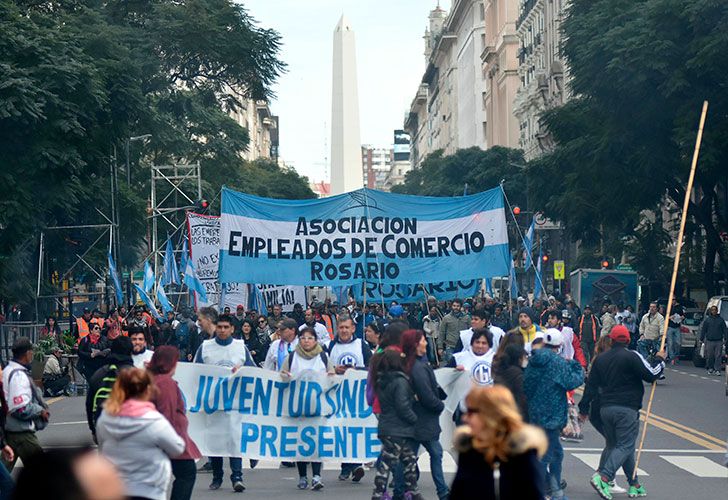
left=659, top=455, right=728, bottom=478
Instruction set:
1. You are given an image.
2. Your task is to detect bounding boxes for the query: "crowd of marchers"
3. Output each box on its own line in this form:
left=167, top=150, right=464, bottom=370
left=12, top=290, right=727, bottom=500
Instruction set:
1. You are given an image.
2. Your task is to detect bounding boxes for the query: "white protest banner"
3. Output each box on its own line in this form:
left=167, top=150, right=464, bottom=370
left=256, top=284, right=306, bottom=312
left=174, top=363, right=468, bottom=461
left=187, top=212, right=248, bottom=309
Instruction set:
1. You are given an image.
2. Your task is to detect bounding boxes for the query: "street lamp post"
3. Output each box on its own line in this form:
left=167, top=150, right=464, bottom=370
left=125, top=134, right=152, bottom=185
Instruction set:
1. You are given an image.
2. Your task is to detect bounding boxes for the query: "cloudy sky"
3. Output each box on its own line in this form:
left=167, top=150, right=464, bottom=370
left=243, top=0, right=452, bottom=182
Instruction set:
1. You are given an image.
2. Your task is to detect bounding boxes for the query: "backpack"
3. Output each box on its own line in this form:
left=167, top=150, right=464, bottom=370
left=92, top=364, right=120, bottom=427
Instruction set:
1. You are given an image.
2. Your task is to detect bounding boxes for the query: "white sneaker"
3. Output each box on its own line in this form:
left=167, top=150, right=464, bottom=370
left=610, top=481, right=627, bottom=494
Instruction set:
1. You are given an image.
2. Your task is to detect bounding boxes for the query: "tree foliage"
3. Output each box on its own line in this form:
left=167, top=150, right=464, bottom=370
left=0, top=0, right=312, bottom=304
left=528, top=0, right=728, bottom=293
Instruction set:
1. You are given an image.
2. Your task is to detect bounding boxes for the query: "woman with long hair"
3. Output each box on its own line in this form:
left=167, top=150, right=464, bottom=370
left=147, top=347, right=201, bottom=500
left=281, top=326, right=334, bottom=491
left=401, top=329, right=449, bottom=499
left=366, top=320, right=409, bottom=413
left=493, top=343, right=529, bottom=420
left=40, top=316, right=62, bottom=342
left=451, top=386, right=547, bottom=499
left=96, top=368, right=184, bottom=500
left=240, top=319, right=264, bottom=365
left=370, top=349, right=423, bottom=500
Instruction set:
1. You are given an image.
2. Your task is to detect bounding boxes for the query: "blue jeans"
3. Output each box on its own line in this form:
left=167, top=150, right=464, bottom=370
left=413, top=439, right=449, bottom=500
left=637, top=338, right=660, bottom=359
left=0, top=462, right=12, bottom=500
left=211, top=456, right=242, bottom=483
left=543, top=428, right=564, bottom=498
left=666, top=327, right=682, bottom=360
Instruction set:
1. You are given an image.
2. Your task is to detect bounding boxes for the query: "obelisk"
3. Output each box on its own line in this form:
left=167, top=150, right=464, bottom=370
left=330, top=15, right=363, bottom=195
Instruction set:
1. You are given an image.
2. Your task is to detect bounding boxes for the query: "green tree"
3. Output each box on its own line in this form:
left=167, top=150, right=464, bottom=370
left=528, top=0, right=728, bottom=294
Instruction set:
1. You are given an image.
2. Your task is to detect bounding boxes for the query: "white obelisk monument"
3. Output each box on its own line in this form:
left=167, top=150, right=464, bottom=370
left=330, top=15, right=363, bottom=195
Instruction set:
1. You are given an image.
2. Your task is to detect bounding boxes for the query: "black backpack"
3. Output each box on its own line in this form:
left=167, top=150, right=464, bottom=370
left=92, top=364, right=121, bottom=426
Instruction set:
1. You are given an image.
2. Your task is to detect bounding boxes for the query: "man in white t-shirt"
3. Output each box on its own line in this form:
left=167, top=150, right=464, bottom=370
left=300, top=308, right=330, bottom=347
left=455, top=309, right=504, bottom=353
left=130, top=328, right=154, bottom=369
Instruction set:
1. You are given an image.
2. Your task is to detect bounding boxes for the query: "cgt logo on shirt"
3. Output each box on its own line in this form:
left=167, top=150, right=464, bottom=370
left=337, top=353, right=357, bottom=366
left=471, top=361, right=492, bottom=386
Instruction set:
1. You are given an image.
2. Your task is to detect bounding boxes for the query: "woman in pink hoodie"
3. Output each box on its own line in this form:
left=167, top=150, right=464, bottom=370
left=148, top=346, right=202, bottom=500
left=96, top=368, right=184, bottom=500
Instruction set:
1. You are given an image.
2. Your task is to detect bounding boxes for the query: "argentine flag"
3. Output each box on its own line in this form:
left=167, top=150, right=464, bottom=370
left=108, top=251, right=124, bottom=306
left=183, top=259, right=208, bottom=303
left=143, top=261, right=154, bottom=293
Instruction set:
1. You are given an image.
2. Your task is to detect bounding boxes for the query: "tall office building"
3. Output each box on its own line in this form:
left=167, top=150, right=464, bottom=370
left=330, top=15, right=364, bottom=194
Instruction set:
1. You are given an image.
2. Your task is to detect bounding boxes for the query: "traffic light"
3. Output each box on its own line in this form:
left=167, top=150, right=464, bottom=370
left=194, top=199, right=210, bottom=213
left=542, top=254, right=550, bottom=264
left=601, top=258, right=611, bottom=269
left=513, top=206, right=521, bottom=215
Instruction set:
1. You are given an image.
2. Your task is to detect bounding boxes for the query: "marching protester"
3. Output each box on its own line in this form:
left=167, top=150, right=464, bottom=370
left=267, top=304, right=287, bottom=329
left=42, top=346, right=71, bottom=397
left=439, top=298, right=471, bottom=364
left=96, top=368, right=185, bottom=500
left=130, top=327, right=154, bottom=369
left=455, top=308, right=503, bottom=353
left=600, top=305, right=617, bottom=338
left=280, top=326, right=334, bottom=491
left=240, top=319, right=265, bottom=365
left=190, top=307, right=218, bottom=361
left=422, top=306, right=441, bottom=364
left=508, top=308, right=542, bottom=353
left=73, top=308, right=94, bottom=343
left=328, top=316, right=371, bottom=483
left=448, top=328, right=496, bottom=388
left=301, top=308, right=331, bottom=347
left=194, top=313, right=256, bottom=492
left=491, top=303, right=511, bottom=331
left=86, top=337, right=135, bottom=443
left=665, top=298, right=685, bottom=364
left=699, top=305, right=727, bottom=375
left=637, top=302, right=664, bottom=360
left=370, top=349, right=423, bottom=500
left=546, top=310, right=586, bottom=368
left=402, top=329, right=449, bottom=500
left=2, top=338, right=48, bottom=472
left=364, top=319, right=385, bottom=350
left=264, top=318, right=300, bottom=371
left=578, top=325, right=666, bottom=499
left=148, top=346, right=201, bottom=500
left=174, top=309, right=198, bottom=361
left=77, top=322, right=110, bottom=382
left=524, top=329, right=584, bottom=500
left=450, top=386, right=547, bottom=499
left=493, top=343, right=529, bottom=420
left=255, top=315, right=273, bottom=352
left=105, top=308, right=124, bottom=342
left=577, top=305, right=600, bottom=367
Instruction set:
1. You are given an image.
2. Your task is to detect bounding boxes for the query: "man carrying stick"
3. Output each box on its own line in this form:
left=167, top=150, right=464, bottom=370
left=578, top=325, right=666, bottom=499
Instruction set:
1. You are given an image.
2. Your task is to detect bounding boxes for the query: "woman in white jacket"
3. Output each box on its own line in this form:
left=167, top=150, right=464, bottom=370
left=96, top=367, right=185, bottom=500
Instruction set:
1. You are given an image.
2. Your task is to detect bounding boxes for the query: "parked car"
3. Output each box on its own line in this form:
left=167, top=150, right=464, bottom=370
left=692, top=296, right=728, bottom=369
left=680, top=308, right=703, bottom=356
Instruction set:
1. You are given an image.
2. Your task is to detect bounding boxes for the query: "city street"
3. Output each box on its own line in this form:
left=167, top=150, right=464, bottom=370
left=34, top=363, right=727, bottom=499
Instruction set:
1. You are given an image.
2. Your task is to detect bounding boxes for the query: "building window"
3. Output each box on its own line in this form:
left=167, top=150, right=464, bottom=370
left=479, top=2, right=485, bottom=21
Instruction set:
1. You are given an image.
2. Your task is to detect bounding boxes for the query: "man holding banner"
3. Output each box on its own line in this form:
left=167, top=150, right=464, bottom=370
left=194, top=314, right=256, bottom=493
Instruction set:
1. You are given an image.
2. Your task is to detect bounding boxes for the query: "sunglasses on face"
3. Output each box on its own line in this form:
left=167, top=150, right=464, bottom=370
left=258, top=320, right=266, bottom=324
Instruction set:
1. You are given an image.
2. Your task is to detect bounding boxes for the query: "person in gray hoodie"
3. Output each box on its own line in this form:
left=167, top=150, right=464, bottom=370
left=96, top=367, right=184, bottom=500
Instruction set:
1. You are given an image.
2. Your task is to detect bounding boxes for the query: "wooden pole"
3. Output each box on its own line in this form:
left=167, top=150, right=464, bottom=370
left=634, top=101, right=708, bottom=477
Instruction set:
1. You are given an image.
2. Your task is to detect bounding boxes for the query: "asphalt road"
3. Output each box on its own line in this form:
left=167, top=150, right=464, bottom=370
left=34, top=362, right=728, bottom=499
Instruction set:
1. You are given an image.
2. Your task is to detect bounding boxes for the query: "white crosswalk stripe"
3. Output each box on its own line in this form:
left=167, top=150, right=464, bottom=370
left=571, top=453, right=649, bottom=476
left=659, top=456, right=728, bottom=478
left=248, top=452, right=459, bottom=473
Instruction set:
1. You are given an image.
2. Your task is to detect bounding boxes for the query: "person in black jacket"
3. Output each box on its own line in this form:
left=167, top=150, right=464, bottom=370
left=371, top=349, right=423, bottom=500
left=84, top=337, right=134, bottom=443
left=700, top=305, right=728, bottom=375
left=578, top=325, right=665, bottom=499
left=77, top=323, right=110, bottom=382
left=402, top=329, right=448, bottom=500
left=493, top=344, right=528, bottom=420
left=240, top=319, right=264, bottom=365
left=450, top=385, right=546, bottom=500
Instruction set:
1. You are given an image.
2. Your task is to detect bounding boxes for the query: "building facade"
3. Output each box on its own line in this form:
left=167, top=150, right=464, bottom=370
left=512, top=0, right=570, bottom=160
left=228, top=99, right=279, bottom=161
left=362, top=146, right=393, bottom=190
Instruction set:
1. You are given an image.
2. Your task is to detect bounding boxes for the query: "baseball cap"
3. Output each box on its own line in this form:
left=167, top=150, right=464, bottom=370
left=609, top=325, right=630, bottom=343
left=389, top=305, right=404, bottom=317
left=543, top=328, right=563, bottom=347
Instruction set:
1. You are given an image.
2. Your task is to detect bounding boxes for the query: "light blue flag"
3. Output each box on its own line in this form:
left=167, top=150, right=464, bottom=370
left=108, top=251, right=124, bottom=306
left=485, top=278, right=493, bottom=296
left=143, top=261, right=154, bottom=293
left=509, top=258, right=518, bottom=300
left=156, top=281, right=174, bottom=314
left=180, top=239, right=189, bottom=279
left=523, top=216, right=536, bottom=270
left=183, top=258, right=208, bottom=303
left=534, top=246, right=544, bottom=300
left=133, top=284, right=163, bottom=321
left=162, top=238, right=179, bottom=286
left=249, top=285, right=268, bottom=317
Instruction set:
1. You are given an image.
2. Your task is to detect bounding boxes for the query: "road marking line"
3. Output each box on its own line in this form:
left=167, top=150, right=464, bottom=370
left=46, top=396, right=63, bottom=405
left=49, top=421, right=87, bottom=426
left=659, top=456, right=728, bottom=478
left=639, top=415, right=723, bottom=451
left=641, top=412, right=727, bottom=447
left=572, top=453, right=648, bottom=476
left=564, top=448, right=726, bottom=454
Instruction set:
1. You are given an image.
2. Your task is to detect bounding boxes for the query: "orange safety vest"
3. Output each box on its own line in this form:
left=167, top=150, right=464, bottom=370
left=579, top=315, right=598, bottom=342
left=91, top=317, right=105, bottom=330
left=321, top=315, right=334, bottom=340
left=76, top=317, right=90, bottom=342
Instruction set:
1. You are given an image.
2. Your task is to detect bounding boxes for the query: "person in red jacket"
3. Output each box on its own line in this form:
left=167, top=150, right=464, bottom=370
left=148, top=346, right=201, bottom=500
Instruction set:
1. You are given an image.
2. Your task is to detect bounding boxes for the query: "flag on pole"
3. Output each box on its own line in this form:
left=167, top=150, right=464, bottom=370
left=249, top=285, right=268, bottom=317
left=143, top=261, right=154, bottom=293
left=162, top=238, right=179, bottom=286
left=133, top=284, right=163, bottom=321
left=523, top=216, right=536, bottom=270
left=509, top=259, right=518, bottom=300
left=534, top=246, right=544, bottom=300
left=180, top=239, right=189, bottom=279
left=108, top=250, right=124, bottom=306
left=183, top=259, right=208, bottom=303
left=156, top=280, right=174, bottom=314
left=485, top=278, right=493, bottom=296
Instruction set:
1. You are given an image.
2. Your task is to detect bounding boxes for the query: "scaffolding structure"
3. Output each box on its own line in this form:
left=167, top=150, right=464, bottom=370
left=149, top=163, right=202, bottom=301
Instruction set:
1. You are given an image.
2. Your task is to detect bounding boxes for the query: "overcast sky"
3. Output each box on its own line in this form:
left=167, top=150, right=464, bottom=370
left=243, top=0, right=452, bottom=182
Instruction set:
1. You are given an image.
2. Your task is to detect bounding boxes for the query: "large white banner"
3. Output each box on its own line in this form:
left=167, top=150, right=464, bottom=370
left=174, top=363, right=470, bottom=461
left=256, top=284, right=306, bottom=313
